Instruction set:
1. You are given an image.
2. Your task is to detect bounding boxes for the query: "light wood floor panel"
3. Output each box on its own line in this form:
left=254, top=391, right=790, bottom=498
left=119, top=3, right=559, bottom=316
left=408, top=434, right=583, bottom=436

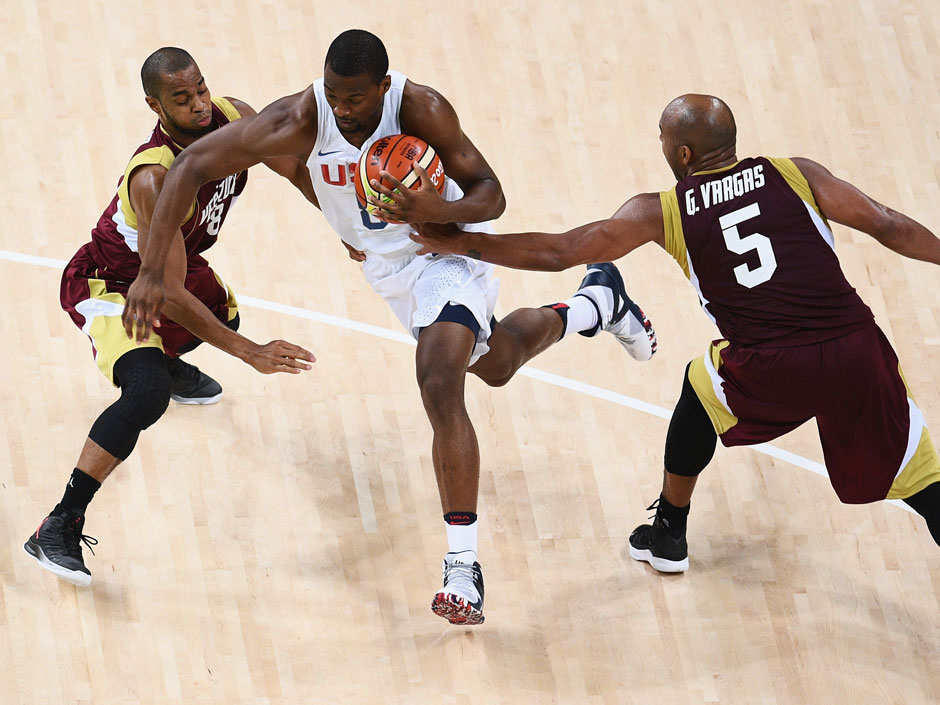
left=2, top=1, right=940, bottom=703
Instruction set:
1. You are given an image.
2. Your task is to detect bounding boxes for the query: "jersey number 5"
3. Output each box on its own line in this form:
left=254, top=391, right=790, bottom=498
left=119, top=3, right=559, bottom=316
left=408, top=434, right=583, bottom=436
left=719, top=203, right=777, bottom=288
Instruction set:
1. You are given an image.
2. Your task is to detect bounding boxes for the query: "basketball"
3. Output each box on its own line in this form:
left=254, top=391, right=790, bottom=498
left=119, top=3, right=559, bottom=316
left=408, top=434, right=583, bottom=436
left=354, top=134, right=446, bottom=222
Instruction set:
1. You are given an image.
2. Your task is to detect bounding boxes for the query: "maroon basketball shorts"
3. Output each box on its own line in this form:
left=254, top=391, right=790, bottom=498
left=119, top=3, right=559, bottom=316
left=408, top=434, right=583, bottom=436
left=687, top=322, right=940, bottom=503
left=60, top=244, right=238, bottom=384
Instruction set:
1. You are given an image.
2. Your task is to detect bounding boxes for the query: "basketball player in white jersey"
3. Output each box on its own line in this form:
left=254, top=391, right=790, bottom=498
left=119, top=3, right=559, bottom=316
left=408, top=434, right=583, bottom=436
left=123, top=30, right=656, bottom=625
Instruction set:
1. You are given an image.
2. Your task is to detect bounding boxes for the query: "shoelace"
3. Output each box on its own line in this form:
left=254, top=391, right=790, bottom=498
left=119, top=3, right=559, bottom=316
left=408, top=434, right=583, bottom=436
left=644, top=498, right=669, bottom=531
left=443, top=562, right=479, bottom=594
left=64, top=522, right=98, bottom=558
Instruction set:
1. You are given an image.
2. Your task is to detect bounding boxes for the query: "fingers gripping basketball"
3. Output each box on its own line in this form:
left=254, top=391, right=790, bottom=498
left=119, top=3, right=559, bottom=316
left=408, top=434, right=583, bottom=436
left=354, top=134, right=445, bottom=223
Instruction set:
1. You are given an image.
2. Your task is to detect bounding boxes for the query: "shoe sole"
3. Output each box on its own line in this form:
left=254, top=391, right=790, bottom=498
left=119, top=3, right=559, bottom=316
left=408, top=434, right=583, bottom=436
left=23, top=541, right=92, bottom=587
left=629, top=545, right=689, bottom=573
left=615, top=307, right=657, bottom=361
left=431, top=592, right=485, bottom=625
left=171, top=391, right=223, bottom=405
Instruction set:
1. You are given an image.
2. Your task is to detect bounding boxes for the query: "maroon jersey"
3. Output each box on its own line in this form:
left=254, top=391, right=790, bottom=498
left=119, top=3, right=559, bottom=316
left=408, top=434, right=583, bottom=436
left=659, top=157, right=873, bottom=345
left=83, top=96, right=247, bottom=285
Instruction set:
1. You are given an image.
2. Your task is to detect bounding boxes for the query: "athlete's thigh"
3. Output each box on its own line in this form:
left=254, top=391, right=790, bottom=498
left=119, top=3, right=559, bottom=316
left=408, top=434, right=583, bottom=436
left=62, top=273, right=166, bottom=385
left=815, top=324, right=940, bottom=502
left=415, top=319, right=477, bottom=383
left=686, top=339, right=813, bottom=446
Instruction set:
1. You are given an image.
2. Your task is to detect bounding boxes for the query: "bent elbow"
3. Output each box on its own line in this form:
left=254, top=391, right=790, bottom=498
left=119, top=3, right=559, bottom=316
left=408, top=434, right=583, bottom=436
left=171, top=149, right=207, bottom=187
left=493, top=193, right=507, bottom=219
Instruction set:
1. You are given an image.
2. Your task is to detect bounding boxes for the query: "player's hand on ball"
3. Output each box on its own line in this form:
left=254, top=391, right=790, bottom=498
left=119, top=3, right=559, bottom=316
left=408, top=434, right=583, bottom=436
left=367, top=164, right=446, bottom=224
left=246, top=340, right=316, bottom=374
left=410, top=222, right=464, bottom=255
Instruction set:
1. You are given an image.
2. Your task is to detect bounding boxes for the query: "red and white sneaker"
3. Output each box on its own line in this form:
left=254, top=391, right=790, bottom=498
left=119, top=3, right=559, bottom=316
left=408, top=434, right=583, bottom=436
left=431, top=551, right=485, bottom=625
left=574, top=262, right=657, bottom=361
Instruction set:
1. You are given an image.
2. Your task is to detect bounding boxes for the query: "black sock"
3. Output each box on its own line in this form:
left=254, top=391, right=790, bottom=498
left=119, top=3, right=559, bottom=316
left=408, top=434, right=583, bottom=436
left=52, top=468, right=101, bottom=516
left=444, top=511, right=478, bottom=525
left=543, top=303, right=570, bottom=340
left=657, top=494, right=690, bottom=537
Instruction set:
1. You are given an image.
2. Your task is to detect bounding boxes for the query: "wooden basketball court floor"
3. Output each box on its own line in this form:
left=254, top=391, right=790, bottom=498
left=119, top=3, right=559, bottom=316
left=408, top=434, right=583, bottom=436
left=2, top=1, right=939, bottom=703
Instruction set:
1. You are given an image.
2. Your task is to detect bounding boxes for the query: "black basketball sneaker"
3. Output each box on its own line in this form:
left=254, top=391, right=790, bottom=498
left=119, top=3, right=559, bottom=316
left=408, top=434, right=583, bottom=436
left=24, top=510, right=98, bottom=586
left=629, top=499, right=689, bottom=573
left=574, top=262, right=657, bottom=361
left=165, top=357, right=223, bottom=405
left=432, top=551, right=485, bottom=625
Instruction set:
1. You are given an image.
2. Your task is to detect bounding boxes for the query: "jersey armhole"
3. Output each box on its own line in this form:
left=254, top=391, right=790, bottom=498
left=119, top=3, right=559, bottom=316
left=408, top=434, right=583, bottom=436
left=766, top=157, right=827, bottom=223
left=660, top=189, right=691, bottom=279
left=119, top=146, right=196, bottom=228
left=212, top=96, right=241, bottom=122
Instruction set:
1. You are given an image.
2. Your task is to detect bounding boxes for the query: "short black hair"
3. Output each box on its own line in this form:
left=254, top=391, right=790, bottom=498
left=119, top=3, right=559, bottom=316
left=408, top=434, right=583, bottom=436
left=325, top=30, right=388, bottom=84
left=141, top=47, right=196, bottom=99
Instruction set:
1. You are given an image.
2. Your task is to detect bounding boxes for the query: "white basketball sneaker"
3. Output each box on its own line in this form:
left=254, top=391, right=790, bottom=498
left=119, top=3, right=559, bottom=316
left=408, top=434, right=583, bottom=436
left=431, top=550, right=485, bottom=625
left=574, top=262, right=657, bottom=361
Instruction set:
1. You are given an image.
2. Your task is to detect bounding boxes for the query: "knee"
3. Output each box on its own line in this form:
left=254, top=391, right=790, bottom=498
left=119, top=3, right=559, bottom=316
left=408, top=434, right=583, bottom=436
left=116, top=360, right=172, bottom=430
left=474, top=366, right=512, bottom=388
left=482, top=375, right=511, bottom=388
left=417, top=369, right=465, bottom=419
left=664, top=364, right=717, bottom=476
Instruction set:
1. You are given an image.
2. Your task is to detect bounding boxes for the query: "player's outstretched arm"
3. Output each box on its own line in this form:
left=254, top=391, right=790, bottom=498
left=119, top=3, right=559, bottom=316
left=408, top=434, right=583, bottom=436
left=122, top=91, right=316, bottom=342
left=132, top=165, right=315, bottom=374
left=228, top=97, right=319, bottom=208
left=411, top=192, right=665, bottom=271
left=794, top=157, right=940, bottom=265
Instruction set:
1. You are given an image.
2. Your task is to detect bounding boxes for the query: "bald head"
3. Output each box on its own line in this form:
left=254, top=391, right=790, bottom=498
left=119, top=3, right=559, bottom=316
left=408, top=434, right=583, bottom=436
left=659, top=95, right=737, bottom=179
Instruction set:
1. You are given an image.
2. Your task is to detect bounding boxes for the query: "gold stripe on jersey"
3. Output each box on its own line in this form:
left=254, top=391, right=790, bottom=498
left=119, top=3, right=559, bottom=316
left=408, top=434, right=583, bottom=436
left=688, top=340, right=738, bottom=435
left=212, top=96, right=241, bottom=122
left=85, top=279, right=164, bottom=384
left=659, top=189, right=690, bottom=279
left=886, top=364, right=940, bottom=499
left=212, top=270, right=240, bottom=322
left=765, top=157, right=826, bottom=222
left=116, top=146, right=197, bottom=232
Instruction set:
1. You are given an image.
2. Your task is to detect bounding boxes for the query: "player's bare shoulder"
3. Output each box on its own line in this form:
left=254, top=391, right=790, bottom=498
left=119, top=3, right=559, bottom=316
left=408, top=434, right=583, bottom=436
left=224, top=96, right=257, bottom=118
left=400, top=79, right=459, bottom=138
left=612, top=192, right=667, bottom=249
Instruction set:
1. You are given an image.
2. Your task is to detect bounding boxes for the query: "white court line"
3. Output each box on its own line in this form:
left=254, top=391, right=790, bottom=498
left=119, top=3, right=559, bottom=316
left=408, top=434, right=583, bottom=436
left=0, top=248, right=914, bottom=513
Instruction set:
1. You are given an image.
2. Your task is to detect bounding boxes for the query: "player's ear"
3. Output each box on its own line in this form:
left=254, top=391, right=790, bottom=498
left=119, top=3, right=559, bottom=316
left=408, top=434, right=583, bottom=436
left=379, top=75, right=391, bottom=95
left=144, top=95, right=162, bottom=116
left=679, top=145, right=693, bottom=166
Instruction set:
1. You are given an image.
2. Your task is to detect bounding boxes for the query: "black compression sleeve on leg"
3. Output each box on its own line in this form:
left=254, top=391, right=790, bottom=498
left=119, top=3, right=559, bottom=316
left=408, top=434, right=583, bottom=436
left=88, top=348, right=171, bottom=460
left=664, top=363, right=718, bottom=477
left=903, top=481, right=940, bottom=547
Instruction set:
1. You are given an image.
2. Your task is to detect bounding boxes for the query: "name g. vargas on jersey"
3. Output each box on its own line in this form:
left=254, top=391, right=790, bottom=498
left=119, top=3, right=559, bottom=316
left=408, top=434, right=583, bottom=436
left=684, top=164, right=765, bottom=216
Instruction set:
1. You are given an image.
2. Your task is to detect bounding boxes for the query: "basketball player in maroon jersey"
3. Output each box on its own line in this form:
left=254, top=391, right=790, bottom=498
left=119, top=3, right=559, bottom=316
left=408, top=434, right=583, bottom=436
left=24, top=48, right=315, bottom=587
left=120, top=31, right=656, bottom=624
left=412, top=94, right=940, bottom=569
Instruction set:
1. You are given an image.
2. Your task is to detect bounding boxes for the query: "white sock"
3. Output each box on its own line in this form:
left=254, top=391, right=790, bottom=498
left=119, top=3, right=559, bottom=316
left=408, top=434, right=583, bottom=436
left=445, top=518, right=478, bottom=560
left=555, top=294, right=600, bottom=338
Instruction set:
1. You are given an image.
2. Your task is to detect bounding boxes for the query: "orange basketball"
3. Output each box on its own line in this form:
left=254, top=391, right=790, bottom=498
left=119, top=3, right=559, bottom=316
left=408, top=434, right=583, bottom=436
left=354, top=134, right=446, bottom=222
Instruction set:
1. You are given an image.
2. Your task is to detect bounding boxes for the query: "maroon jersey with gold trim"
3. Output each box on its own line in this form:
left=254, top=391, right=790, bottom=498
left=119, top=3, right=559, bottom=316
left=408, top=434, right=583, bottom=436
left=84, top=97, right=247, bottom=285
left=659, top=157, right=873, bottom=346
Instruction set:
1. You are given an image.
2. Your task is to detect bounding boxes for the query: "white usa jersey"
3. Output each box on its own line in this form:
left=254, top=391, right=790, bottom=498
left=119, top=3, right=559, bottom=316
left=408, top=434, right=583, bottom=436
left=307, top=70, right=486, bottom=256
